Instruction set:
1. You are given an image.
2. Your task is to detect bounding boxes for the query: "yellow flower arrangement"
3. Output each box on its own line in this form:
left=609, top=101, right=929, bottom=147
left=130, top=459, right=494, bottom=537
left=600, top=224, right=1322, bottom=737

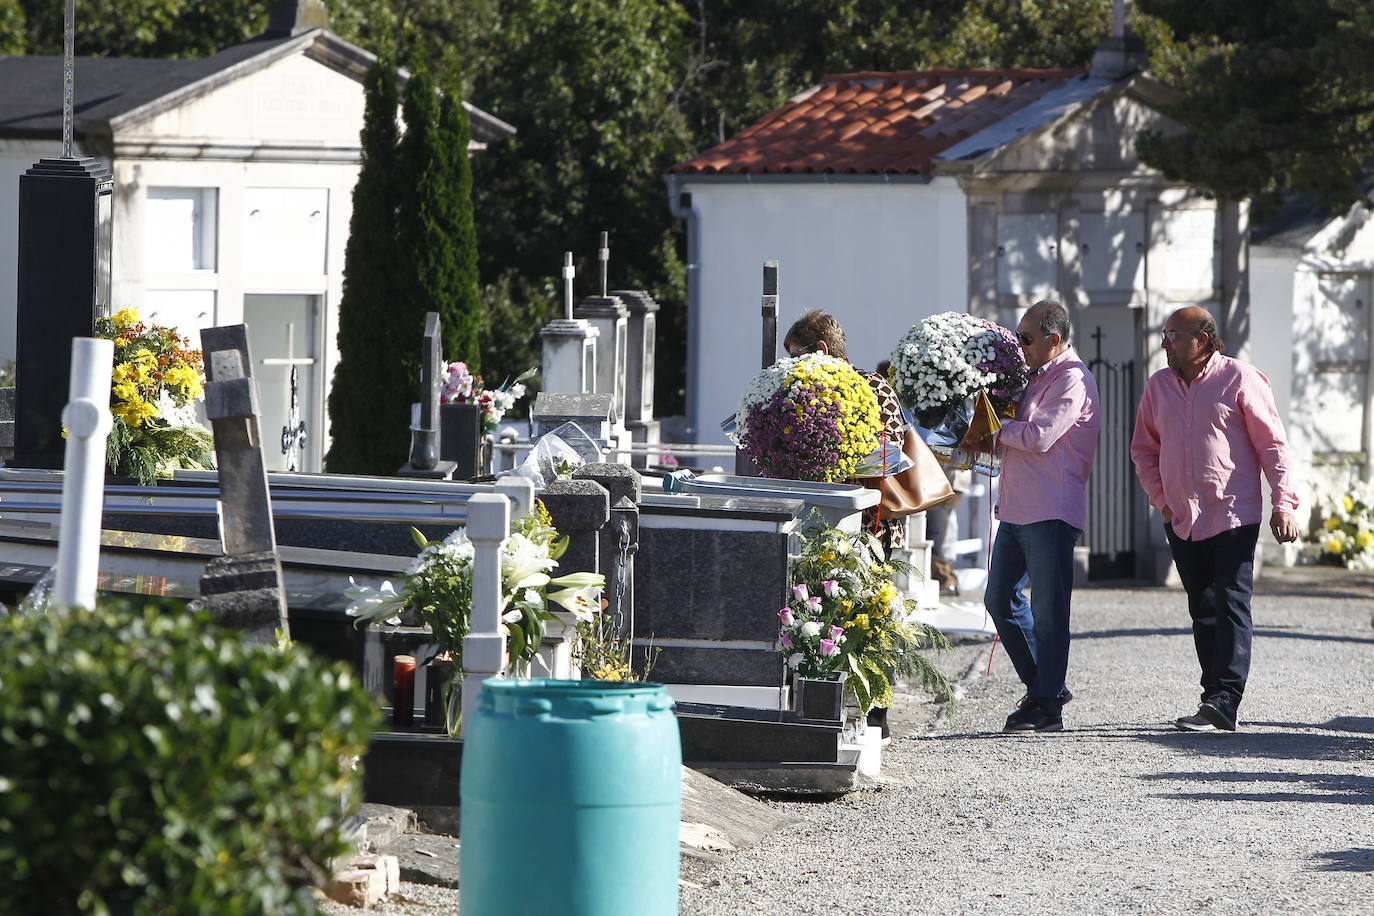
left=94, top=307, right=215, bottom=486
left=1311, top=481, right=1374, bottom=571
left=737, top=354, right=883, bottom=482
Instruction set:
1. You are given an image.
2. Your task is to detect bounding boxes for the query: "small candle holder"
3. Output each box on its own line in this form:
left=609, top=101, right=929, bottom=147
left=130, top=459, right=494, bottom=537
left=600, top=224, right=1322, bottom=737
left=393, top=654, right=416, bottom=726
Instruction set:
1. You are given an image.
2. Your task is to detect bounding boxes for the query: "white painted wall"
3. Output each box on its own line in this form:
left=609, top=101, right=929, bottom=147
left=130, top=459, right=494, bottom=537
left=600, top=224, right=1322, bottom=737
left=679, top=177, right=968, bottom=444
left=1253, top=208, right=1374, bottom=546
left=130, top=52, right=365, bottom=148
left=0, top=51, right=367, bottom=472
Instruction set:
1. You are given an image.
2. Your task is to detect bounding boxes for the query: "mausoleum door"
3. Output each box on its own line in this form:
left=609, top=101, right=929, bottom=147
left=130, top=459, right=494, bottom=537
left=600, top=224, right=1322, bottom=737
left=1310, top=272, right=1372, bottom=459
left=244, top=293, right=320, bottom=473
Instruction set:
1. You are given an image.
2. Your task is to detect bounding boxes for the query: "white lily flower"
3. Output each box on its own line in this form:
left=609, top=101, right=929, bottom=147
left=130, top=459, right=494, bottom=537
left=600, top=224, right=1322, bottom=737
left=343, top=576, right=406, bottom=627
left=502, top=532, right=557, bottom=590
left=502, top=609, right=524, bottom=624
left=548, top=584, right=602, bottom=623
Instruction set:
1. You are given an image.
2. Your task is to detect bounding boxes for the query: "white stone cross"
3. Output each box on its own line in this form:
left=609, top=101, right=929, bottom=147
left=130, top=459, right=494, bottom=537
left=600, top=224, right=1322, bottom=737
left=260, top=321, right=313, bottom=470
left=53, top=336, right=114, bottom=610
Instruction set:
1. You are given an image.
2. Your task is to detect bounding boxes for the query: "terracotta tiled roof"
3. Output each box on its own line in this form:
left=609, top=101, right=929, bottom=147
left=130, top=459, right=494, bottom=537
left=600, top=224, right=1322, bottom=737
left=668, top=68, right=1087, bottom=175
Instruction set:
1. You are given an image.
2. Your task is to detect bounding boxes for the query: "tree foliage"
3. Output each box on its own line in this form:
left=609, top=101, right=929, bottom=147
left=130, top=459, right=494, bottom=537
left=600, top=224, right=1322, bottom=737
left=468, top=0, right=695, bottom=392
left=1136, top=0, right=1374, bottom=211
left=325, top=57, right=405, bottom=474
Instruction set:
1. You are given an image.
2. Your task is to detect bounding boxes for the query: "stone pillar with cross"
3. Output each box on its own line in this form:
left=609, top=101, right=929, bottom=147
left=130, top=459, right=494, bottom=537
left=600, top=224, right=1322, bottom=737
left=399, top=312, right=458, bottom=479
left=540, top=251, right=599, bottom=395
left=10, top=0, right=115, bottom=471
left=574, top=232, right=630, bottom=430
left=612, top=289, right=661, bottom=468
left=191, top=325, right=289, bottom=644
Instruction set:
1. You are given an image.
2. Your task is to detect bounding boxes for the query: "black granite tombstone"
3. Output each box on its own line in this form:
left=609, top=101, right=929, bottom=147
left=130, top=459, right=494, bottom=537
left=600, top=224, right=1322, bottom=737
left=11, top=158, right=113, bottom=469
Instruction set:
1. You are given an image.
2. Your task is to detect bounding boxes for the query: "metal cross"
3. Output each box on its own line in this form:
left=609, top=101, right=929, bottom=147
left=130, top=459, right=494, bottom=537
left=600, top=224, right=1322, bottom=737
left=762, top=260, right=779, bottom=368
left=598, top=230, right=609, bottom=298
left=260, top=322, right=313, bottom=471
left=562, top=250, right=575, bottom=320
left=62, top=0, right=75, bottom=159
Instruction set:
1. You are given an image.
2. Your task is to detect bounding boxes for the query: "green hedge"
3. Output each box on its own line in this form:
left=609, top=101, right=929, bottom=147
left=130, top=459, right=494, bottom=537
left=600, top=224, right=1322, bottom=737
left=0, top=600, right=378, bottom=914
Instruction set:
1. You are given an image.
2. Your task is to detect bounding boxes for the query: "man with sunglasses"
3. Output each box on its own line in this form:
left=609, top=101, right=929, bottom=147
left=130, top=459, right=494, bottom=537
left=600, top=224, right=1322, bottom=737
left=974, top=300, right=1100, bottom=733
left=1131, top=306, right=1300, bottom=732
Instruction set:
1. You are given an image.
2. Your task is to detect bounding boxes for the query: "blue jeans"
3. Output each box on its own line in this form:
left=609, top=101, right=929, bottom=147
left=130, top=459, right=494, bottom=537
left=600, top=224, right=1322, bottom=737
left=983, top=519, right=1081, bottom=712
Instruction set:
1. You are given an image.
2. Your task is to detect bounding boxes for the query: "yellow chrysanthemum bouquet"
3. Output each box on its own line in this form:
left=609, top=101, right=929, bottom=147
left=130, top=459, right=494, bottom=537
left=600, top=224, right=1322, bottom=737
left=94, top=308, right=215, bottom=486
left=736, top=354, right=883, bottom=482
left=1311, top=482, right=1374, bottom=571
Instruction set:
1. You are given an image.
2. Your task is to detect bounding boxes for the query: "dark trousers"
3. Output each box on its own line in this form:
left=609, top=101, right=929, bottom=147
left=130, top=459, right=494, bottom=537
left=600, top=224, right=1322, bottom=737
left=1164, top=523, right=1260, bottom=706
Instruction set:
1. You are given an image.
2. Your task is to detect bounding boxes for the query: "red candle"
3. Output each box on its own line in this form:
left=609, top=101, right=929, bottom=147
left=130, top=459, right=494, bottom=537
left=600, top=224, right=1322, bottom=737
left=393, top=654, right=416, bottom=726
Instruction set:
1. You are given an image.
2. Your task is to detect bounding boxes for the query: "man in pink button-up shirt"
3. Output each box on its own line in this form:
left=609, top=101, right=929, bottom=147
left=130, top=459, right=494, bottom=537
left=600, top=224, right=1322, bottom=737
left=975, top=301, right=1100, bottom=733
left=1131, top=306, right=1300, bottom=733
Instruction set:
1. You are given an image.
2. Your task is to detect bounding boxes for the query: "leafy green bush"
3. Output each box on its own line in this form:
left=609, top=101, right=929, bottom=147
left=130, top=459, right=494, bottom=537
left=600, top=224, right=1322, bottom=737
left=0, top=599, right=378, bottom=914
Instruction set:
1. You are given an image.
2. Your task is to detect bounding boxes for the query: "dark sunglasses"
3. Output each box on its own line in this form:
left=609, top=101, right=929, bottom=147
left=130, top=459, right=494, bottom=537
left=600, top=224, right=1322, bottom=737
left=1016, top=332, right=1035, bottom=346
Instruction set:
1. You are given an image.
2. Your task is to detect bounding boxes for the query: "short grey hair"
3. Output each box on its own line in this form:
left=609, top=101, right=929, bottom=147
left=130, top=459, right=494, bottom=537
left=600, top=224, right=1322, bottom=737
left=1029, top=300, right=1071, bottom=343
left=1193, top=313, right=1224, bottom=353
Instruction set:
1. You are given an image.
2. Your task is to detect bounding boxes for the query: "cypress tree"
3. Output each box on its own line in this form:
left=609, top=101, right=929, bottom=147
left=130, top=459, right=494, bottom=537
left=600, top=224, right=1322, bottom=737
left=438, top=84, right=482, bottom=372
left=326, top=56, right=408, bottom=474
left=395, top=64, right=454, bottom=394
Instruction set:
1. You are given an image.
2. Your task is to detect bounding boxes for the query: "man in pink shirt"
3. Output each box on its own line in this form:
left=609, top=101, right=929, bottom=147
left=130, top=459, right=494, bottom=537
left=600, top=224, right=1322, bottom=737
left=1131, top=306, right=1300, bottom=732
left=976, top=301, right=1100, bottom=733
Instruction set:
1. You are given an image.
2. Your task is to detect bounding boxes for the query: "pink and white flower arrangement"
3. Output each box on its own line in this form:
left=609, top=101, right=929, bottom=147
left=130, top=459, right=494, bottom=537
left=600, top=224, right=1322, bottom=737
left=774, top=520, right=954, bottom=712
left=440, top=363, right=536, bottom=435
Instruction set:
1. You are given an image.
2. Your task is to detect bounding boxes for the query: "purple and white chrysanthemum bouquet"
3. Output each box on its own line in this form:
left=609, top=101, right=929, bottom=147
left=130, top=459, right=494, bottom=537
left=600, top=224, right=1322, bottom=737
left=887, top=311, right=1028, bottom=429
left=735, top=354, right=884, bottom=482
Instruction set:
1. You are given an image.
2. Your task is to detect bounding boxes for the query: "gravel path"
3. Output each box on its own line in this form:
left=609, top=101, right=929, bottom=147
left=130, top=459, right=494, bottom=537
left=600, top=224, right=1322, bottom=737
left=679, top=566, right=1374, bottom=916
left=321, top=566, right=1373, bottom=914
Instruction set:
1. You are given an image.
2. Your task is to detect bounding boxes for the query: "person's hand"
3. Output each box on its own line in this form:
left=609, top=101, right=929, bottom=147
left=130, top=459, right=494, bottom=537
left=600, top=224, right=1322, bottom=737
left=1270, top=510, right=1300, bottom=544
left=963, top=432, right=994, bottom=453
left=1160, top=505, right=1173, bottom=524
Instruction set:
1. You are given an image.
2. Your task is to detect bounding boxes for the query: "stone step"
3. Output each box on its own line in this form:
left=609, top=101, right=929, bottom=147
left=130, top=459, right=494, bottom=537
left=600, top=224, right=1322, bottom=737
left=674, top=701, right=843, bottom=765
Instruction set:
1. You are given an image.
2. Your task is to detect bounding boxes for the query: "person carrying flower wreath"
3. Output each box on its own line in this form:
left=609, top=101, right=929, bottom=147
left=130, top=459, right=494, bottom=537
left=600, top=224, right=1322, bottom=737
left=964, top=300, right=1100, bottom=734
left=782, top=309, right=909, bottom=741
left=782, top=309, right=907, bottom=551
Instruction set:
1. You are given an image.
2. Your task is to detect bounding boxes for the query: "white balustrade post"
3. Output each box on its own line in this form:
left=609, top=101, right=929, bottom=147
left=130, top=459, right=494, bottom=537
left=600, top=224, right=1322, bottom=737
left=494, top=474, right=535, bottom=521
left=53, top=336, right=114, bottom=610
left=461, top=492, right=511, bottom=736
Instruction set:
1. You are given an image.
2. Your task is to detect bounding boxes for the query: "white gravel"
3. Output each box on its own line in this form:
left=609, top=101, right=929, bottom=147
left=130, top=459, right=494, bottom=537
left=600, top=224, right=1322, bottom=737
left=679, top=567, right=1374, bottom=915
left=318, top=567, right=1374, bottom=914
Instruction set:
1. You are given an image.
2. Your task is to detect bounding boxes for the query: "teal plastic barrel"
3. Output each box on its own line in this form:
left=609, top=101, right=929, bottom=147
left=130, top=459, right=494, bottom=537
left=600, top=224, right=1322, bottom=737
left=460, top=679, right=682, bottom=916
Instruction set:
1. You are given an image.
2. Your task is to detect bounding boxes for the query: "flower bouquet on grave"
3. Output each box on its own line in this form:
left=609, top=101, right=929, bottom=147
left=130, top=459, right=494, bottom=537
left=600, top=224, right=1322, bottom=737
left=343, top=500, right=605, bottom=735
left=1310, top=479, right=1374, bottom=570
left=93, top=307, right=215, bottom=487
left=778, top=519, right=952, bottom=714
left=887, top=311, right=1028, bottom=476
left=440, top=361, right=536, bottom=436
left=734, top=353, right=884, bottom=482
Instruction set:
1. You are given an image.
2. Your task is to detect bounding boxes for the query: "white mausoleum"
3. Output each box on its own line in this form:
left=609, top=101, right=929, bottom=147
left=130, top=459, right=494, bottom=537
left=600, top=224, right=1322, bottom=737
left=0, top=1, right=511, bottom=471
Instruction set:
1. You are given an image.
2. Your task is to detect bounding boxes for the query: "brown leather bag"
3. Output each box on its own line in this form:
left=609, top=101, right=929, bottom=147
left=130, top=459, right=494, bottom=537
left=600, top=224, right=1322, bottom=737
left=860, top=428, right=957, bottom=518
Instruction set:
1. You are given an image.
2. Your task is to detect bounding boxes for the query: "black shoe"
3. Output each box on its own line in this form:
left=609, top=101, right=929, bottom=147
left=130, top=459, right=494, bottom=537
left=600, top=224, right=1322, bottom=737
left=1198, top=697, right=1238, bottom=731
left=1018, top=687, right=1073, bottom=707
left=1003, top=701, right=1063, bottom=733
left=1174, top=712, right=1217, bottom=732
